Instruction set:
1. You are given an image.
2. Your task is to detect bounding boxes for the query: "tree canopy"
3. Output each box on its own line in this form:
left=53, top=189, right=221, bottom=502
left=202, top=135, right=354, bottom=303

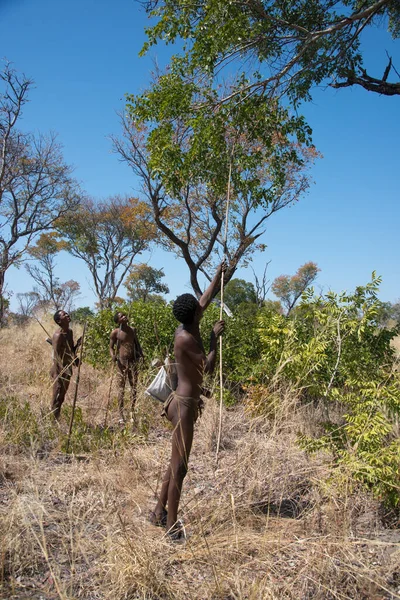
left=272, top=261, right=320, bottom=315
left=57, top=196, right=156, bottom=309
left=124, top=263, right=169, bottom=302
left=141, top=0, right=400, bottom=101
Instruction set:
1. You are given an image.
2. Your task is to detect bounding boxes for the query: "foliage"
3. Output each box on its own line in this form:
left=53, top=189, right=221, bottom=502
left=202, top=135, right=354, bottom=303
left=70, top=306, right=94, bottom=324
left=222, top=278, right=257, bottom=309
left=0, top=64, right=81, bottom=325
left=141, top=0, right=400, bottom=100
left=272, top=261, right=320, bottom=315
left=252, top=273, right=400, bottom=505
left=200, top=302, right=262, bottom=386
left=57, top=196, right=156, bottom=309
left=115, top=75, right=318, bottom=297
left=124, top=263, right=169, bottom=302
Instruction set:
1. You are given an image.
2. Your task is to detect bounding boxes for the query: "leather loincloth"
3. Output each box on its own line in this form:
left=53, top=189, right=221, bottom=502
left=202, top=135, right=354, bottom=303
left=161, top=392, right=201, bottom=423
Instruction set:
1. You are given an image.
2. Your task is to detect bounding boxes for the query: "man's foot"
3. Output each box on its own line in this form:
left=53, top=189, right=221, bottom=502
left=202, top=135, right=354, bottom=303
left=166, top=520, right=186, bottom=542
left=148, top=508, right=168, bottom=527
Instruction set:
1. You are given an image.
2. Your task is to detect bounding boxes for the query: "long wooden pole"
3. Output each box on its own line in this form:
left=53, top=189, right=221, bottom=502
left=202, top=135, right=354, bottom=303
left=66, top=322, right=87, bottom=453
left=215, top=159, right=233, bottom=465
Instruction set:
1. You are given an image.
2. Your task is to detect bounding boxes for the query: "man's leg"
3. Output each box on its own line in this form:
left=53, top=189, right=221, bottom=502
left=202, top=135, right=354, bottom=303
left=154, top=396, right=195, bottom=531
left=116, top=364, right=127, bottom=422
left=51, top=371, right=70, bottom=421
left=127, top=361, right=138, bottom=419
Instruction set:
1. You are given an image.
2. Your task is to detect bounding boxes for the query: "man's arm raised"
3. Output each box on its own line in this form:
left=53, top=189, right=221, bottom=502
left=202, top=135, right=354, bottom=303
left=199, top=261, right=226, bottom=313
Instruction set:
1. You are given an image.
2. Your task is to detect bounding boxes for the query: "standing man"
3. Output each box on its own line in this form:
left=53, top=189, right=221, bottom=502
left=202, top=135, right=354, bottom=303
left=109, top=312, right=144, bottom=423
left=150, top=262, right=226, bottom=539
left=50, top=310, right=81, bottom=420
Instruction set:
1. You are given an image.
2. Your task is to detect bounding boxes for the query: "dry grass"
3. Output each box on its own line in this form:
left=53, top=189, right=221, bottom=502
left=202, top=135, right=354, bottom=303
left=0, top=320, right=399, bottom=599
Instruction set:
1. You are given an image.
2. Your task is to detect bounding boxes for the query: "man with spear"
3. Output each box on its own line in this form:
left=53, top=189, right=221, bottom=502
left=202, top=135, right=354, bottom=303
left=50, top=309, right=81, bottom=420
left=150, top=261, right=226, bottom=540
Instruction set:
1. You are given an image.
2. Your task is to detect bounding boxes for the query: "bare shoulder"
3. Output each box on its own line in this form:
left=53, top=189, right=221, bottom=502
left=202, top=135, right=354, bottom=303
left=110, top=328, right=118, bottom=340
left=175, top=329, right=200, bottom=351
left=52, top=330, right=61, bottom=344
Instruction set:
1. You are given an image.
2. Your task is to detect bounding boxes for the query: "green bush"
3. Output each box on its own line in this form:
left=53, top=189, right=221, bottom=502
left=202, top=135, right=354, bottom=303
left=254, top=273, right=400, bottom=506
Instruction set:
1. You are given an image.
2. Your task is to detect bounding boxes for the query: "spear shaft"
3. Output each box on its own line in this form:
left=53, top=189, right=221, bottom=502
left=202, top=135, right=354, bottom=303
left=66, top=322, right=87, bottom=454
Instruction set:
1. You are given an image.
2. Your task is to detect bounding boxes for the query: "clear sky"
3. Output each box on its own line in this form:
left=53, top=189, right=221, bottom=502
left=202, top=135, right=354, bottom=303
left=1, top=0, right=399, bottom=310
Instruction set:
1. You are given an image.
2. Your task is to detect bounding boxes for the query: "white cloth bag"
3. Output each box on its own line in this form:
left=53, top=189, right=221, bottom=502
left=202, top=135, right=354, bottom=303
left=145, top=357, right=177, bottom=403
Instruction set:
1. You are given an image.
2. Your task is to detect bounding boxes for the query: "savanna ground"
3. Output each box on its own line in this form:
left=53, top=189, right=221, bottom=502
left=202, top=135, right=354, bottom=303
left=0, top=320, right=399, bottom=600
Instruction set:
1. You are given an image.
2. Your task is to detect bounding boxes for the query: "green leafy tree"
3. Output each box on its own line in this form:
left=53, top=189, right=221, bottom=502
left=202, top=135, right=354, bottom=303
left=141, top=0, right=400, bottom=100
left=271, top=262, right=320, bottom=315
left=114, top=86, right=318, bottom=298
left=222, top=278, right=257, bottom=309
left=58, top=196, right=156, bottom=309
left=0, top=64, right=81, bottom=325
left=124, top=263, right=169, bottom=302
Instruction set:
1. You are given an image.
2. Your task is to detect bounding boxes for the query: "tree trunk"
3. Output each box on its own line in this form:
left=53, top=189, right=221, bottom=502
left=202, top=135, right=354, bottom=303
left=0, top=268, right=6, bottom=327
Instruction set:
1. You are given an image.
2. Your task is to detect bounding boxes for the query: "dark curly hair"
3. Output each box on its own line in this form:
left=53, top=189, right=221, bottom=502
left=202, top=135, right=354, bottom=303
left=173, top=294, right=199, bottom=325
left=113, top=311, right=122, bottom=324
left=54, top=310, right=63, bottom=324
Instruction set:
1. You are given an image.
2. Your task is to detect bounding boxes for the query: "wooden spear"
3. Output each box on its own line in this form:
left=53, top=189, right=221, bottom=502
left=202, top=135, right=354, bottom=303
left=66, top=321, right=87, bottom=453
left=215, top=157, right=233, bottom=465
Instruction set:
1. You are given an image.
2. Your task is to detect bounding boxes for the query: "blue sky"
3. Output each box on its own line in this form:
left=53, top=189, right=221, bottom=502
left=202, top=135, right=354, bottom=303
left=1, top=0, right=399, bottom=310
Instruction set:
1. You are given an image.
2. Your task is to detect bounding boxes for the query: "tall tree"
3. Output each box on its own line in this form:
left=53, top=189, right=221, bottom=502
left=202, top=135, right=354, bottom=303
left=25, top=232, right=80, bottom=311
left=272, top=261, right=320, bottom=315
left=58, top=196, right=156, bottom=309
left=114, top=92, right=318, bottom=298
left=0, top=63, right=81, bottom=324
left=141, top=0, right=400, bottom=100
left=124, top=263, right=169, bottom=302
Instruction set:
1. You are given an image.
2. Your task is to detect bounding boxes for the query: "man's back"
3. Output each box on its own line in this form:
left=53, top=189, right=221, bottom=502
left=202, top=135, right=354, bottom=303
left=174, top=326, right=206, bottom=399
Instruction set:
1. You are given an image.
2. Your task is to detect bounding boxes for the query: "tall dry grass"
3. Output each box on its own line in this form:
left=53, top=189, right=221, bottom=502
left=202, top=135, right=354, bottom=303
left=0, top=320, right=399, bottom=599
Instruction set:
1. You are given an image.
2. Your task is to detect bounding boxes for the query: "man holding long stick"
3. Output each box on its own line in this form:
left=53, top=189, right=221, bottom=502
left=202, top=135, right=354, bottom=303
left=150, top=262, right=225, bottom=540
left=50, top=310, right=81, bottom=420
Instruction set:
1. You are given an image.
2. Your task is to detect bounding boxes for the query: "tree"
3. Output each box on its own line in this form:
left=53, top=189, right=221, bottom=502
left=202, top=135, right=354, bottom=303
left=25, top=232, right=80, bottom=311
left=0, top=63, right=81, bottom=325
left=271, top=262, right=320, bottom=315
left=124, top=263, right=169, bottom=302
left=114, top=95, right=318, bottom=298
left=58, top=196, right=156, bottom=309
left=16, top=291, right=41, bottom=320
left=376, top=299, right=400, bottom=327
left=222, top=278, right=257, bottom=309
left=251, top=261, right=272, bottom=308
left=141, top=0, right=400, bottom=100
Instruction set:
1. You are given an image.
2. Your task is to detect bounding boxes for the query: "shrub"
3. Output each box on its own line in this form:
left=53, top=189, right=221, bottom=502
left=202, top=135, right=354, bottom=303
left=254, top=273, right=400, bottom=506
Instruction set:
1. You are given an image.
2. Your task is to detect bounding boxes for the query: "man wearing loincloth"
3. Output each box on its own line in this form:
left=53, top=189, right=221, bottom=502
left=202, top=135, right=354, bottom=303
left=151, top=262, right=226, bottom=539
left=109, top=312, right=144, bottom=423
left=50, top=310, right=81, bottom=420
